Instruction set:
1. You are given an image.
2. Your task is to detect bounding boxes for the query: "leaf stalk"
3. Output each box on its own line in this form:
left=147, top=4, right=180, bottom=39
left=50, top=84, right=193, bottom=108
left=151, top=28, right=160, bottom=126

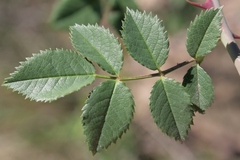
left=95, top=59, right=195, bottom=81
left=162, top=59, right=195, bottom=75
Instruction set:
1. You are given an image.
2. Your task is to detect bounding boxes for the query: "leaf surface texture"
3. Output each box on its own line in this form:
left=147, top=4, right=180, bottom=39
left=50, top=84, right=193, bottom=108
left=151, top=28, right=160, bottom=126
left=71, top=24, right=123, bottom=75
left=183, top=64, right=214, bottom=111
left=82, top=80, right=134, bottom=154
left=186, top=8, right=222, bottom=58
left=150, top=77, right=193, bottom=141
left=3, top=49, right=95, bottom=102
left=122, top=8, right=169, bottom=70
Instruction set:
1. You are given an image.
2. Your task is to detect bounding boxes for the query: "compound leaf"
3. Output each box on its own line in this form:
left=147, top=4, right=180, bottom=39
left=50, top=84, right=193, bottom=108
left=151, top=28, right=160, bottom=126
left=183, top=64, right=214, bottom=112
left=50, top=0, right=101, bottom=30
left=82, top=80, right=134, bottom=154
left=71, top=24, right=123, bottom=75
left=186, top=8, right=222, bottom=59
left=150, top=77, right=193, bottom=141
left=3, top=49, right=95, bottom=102
left=122, top=8, right=169, bottom=70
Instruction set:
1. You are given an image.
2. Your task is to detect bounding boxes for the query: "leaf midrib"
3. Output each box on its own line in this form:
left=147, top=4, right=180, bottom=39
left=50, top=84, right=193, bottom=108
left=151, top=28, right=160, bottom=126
left=4, top=73, right=95, bottom=84
left=74, top=26, right=117, bottom=75
left=96, top=81, right=117, bottom=151
left=161, top=78, right=181, bottom=139
left=128, top=11, right=159, bottom=69
left=195, top=10, right=220, bottom=57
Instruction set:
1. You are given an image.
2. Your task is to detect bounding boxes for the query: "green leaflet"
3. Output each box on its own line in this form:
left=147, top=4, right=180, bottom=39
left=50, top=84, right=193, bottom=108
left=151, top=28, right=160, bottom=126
left=71, top=24, right=123, bottom=75
left=186, top=8, right=222, bottom=59
left=82, top=80, right=134, bottom=154
left=150, top=77, right=193, bottom=141
left=183, top=64, right=214, bottom=112
left=49, top=0, right=101, bottom=30
left=122, top=8, right=169, bottom=70
left=3, top=49, right=95, bottom=102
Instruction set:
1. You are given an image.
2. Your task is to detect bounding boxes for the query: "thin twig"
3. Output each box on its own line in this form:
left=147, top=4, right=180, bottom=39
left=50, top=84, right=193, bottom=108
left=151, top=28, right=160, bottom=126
left=187, top=0, right=240, bottom=75
left=162, top=59, right=195, bottom=75
left=119, top=59, right=194, bottom=81
left=95, top=59, right=195, bottom=81
left=212, top=0, right=240, bottom=75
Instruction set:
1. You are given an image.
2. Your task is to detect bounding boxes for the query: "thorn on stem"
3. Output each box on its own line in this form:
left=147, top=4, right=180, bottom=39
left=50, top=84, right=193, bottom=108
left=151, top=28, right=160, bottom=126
left=186, top=0, right=214, bottom=10
left=233, top=33, right=240, bottom=39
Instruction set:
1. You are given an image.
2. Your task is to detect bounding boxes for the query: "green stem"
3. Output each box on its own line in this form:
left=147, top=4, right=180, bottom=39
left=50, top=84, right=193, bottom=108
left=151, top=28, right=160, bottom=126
left=95, top=74, right=118, bottom=80
left=119, top=73, right=160, bottom=81
left=95, top=59, right=195, bottom=81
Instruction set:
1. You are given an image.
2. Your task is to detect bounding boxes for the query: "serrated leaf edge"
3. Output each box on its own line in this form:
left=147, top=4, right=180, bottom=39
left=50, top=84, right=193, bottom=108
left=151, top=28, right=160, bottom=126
left=183, top=64, right=214, bottom=111
left=186, top=7, right=222, bottom=58
left=97, top=85, right=134, bottom=153
left=2, top=48, right=96, bottom=102
left=121, top=8, right=169, bottom=70
left=82, top=80, right=135, bottom=154
left=150, top=77, right=193, bottom=141
left=70, top=24, right=123, bottom=75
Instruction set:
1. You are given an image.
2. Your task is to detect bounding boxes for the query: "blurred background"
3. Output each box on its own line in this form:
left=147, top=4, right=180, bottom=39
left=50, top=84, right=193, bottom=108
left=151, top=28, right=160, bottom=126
left=0, top=0, right=240, bottom=159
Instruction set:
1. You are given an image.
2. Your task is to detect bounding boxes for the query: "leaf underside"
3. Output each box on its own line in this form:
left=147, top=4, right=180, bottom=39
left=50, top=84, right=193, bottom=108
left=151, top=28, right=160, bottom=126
left=122, top=8, right=169, bottom=70
left=3, top=49, right=96, bottom=102
left=71, top=24, right=123, bottom=75
left=186, top=8, right=222, bottom=58
left=150, top=77, right=193, bottom=141
left=183, top=64, right=214, bottom=111
left=82, top=80, right=134, bottom=154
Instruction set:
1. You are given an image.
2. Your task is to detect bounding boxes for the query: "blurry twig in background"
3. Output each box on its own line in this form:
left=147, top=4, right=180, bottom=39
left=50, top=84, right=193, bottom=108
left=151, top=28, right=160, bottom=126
left=187, top=0, right=240, bottom=75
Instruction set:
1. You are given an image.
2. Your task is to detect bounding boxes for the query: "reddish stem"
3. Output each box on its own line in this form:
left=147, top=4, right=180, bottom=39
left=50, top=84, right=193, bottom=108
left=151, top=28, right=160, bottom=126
left=186, top=0, right=213, bottom=10
left=233, top=33, right=240, bottom=39
left=188, top=0, right=240, bottom=75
